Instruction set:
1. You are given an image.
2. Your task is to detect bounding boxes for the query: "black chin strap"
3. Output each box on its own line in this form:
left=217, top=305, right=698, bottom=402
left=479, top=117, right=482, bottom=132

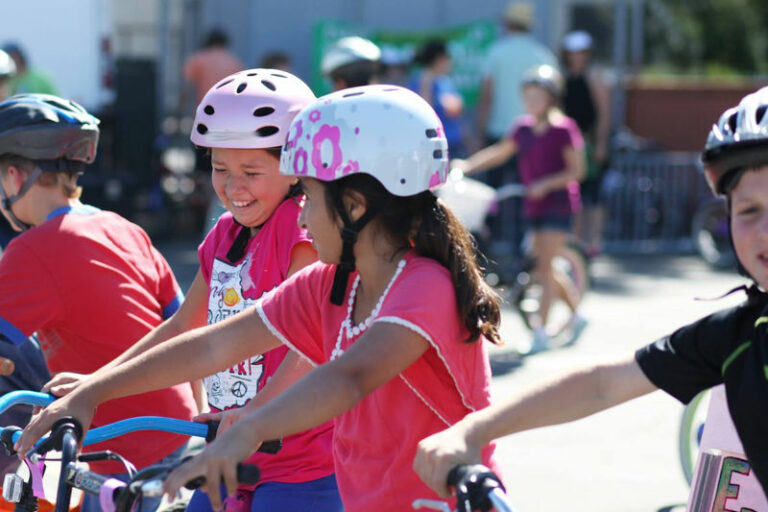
left=328, top=188, right=387, bottom=306
left=226, top=223, right=253, bottom=263
left=0, top=166, right=43, bottom=232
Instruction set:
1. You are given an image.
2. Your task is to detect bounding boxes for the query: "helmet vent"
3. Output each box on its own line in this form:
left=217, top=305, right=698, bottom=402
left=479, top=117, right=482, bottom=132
left=256, top=126, right=279, bottom=137
left=236, top=83, right=248, bottom=94
left=727, top=113, right=738, bottom=134
left=261, top=80, right=276, bottom=91
left=425, top=129, right=438, bottom=138
left=433, top=149, right=443, bottom=159
left=247, top=72, right=259, bottom=77
left=253, top=107, right=275, bottom=117
left=756, top=105, right=767, bottom=124
left=204, top=105, right=215, bottom=115
left=216, top=78, right=235, bottom=89
left=342, top=91, right=364, bottom=98
left=196, top=124, right=208, bottom=134
left=271, top=73, right=288, bottom=78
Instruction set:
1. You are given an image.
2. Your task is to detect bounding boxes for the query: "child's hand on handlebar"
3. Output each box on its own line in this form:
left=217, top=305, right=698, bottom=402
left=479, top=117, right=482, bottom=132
left=193, top=408, right=245, bottom=437
left=412, top=421, right=483, bottom=498
left=163, top=420, right=263, bottom=509
left=42, top=371, right=90, bottom=397
left=15, top=391, right=96, bottom=456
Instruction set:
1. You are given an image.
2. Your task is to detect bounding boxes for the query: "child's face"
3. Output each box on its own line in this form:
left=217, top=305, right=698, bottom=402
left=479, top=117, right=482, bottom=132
left=523, top=85, right=554, bottom=119
left=210, top=148, right=293, bottom=228
left=730, top=165, right=768, bottom=289
left=297, top=178, right=342, bottom=264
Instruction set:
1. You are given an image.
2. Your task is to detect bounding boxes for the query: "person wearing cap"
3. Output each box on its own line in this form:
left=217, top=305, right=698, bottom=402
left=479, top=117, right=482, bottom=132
left=416, top=86, right=768, bottom=506
left=475, top=1, right=558, bottom=244
left=321, top=36, right=381, bottom=91
left=2, top=43, right=57, bottom=96
left=561, top=30, right=612, bottom=257
left=0, top=94, right=197, bottom=512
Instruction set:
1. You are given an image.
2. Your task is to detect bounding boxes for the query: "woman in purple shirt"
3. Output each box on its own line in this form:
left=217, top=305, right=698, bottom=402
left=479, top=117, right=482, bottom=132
left=452, top=65, right=585, bottom=352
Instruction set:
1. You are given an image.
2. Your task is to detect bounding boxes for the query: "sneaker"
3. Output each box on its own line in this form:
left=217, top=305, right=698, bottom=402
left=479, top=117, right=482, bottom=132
left=565, top=313, right=588, bottom=346
left=529, top=328, right=550, bottom=354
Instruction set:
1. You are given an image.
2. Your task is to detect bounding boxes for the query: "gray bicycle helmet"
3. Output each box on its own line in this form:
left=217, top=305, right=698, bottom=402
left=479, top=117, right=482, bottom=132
left=0, top=94, right=99, bottom=230
left=701, top=86, right=768, bottom=195
left=521, top=65, right=563, bottom=97
left=0, top=50, right=15, bottom=79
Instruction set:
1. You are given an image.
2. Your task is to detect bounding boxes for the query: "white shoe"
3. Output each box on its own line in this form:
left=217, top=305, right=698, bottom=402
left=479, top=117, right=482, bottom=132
left=529, top=328, right=550, bottom=354
left=565, top=313, right=588, bottom=345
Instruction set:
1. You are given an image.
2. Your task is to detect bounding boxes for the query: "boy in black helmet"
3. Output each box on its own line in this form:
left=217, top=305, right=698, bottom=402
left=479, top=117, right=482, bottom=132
left=0, top=94, right=197, bottom=512
left=416, top=86, right=768, bottom=509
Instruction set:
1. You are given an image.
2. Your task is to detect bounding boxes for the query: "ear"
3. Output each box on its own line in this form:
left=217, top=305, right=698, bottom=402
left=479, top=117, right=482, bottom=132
left=341, top=189, right=368, bottom=223
left=3, top=165, right=26, bottom=194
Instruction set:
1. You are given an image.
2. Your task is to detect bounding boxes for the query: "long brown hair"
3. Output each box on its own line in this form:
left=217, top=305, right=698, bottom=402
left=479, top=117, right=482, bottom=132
left=324, top=174, right=501, bottom=344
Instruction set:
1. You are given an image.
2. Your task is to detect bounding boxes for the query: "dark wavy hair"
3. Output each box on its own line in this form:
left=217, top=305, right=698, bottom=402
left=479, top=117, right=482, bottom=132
left=322, top=173, right=501, bottom=344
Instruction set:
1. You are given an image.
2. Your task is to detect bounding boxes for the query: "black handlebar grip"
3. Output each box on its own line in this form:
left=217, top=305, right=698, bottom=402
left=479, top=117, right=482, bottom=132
left=256, top=439, right=282, bottom=454
left=183, top=463, right=261, bottom=490
left=448, top=464, right=505, bottom=512
left=204, top=421, right=282, bottom=454
left=0, top=426, right=21, bottom=456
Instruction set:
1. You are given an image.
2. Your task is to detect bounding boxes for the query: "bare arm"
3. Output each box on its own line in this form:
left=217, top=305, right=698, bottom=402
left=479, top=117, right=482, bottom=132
left=413, top=354, right=657, bottom=497
left=43, top=270, right=209, bottom=396
left=455, top=138, right=517, bottom=176
left=17, top=305, right=283, bottom=454
left=527, top=144, right=585, bottom=199
left=589, top=70, right=612, bottom=164
left=475, top=77, right=493, bottom=138
left=163, top=321, right=430, bottom=507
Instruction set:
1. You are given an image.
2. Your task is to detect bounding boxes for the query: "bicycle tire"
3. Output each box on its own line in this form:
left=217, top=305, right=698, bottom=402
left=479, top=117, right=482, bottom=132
left=678, top=390, right=710, bottom=486
left=691, top=200, right=735, bottom=269
left=512, top=245, right=589, bottom=336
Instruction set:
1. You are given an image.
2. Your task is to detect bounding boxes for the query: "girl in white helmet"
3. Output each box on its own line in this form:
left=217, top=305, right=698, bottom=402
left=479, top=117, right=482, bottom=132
left=414, top=86, right=768, bottom=508
left=38, top=70, right=341, bottom=511
left=20, top=85, right=504, bottom=511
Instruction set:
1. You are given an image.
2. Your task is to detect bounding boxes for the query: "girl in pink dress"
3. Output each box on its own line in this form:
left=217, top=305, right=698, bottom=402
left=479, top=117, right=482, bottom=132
left=20, top=85, right=503, bottom=511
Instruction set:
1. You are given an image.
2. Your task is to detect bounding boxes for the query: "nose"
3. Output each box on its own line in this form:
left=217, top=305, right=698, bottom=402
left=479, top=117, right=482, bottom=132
left=297, top=203, right=308, bottom=229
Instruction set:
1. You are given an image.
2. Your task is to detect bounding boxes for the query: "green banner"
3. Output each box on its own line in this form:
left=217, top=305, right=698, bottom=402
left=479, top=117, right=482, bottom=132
left=311, top=19, right=496, bottom=106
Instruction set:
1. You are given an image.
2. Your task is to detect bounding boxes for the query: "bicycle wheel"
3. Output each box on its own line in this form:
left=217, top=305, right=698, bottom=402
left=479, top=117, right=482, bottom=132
left=691, top=200, right=735, bottom=269
left=514, top=245, right=588, bottom=337
left=678, top=390, right=711, bottom=486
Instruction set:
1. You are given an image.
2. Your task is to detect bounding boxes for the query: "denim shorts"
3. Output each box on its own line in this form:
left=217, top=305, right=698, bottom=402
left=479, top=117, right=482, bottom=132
left=527, top=215, right=572, bottom=233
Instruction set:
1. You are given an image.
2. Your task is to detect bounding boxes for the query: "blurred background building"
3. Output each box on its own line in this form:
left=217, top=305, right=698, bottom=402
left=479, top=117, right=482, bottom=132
left=1, top=0, right=765, bottom=254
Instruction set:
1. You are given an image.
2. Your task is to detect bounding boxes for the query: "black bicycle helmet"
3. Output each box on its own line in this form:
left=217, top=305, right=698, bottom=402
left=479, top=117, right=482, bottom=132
left=0, top=93, right=100, bottom=169
left=0, top=94, right=99, bottom=231
left=701, top=85, right=768, bottom=195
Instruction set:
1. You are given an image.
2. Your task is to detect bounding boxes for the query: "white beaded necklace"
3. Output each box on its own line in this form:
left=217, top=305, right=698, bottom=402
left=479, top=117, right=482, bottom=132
left=330, top=258, right=407, bottom=360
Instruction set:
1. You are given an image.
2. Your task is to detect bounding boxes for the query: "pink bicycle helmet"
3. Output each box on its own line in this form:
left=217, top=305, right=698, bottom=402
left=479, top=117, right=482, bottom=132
left=190, top=68, right=316, bottom=149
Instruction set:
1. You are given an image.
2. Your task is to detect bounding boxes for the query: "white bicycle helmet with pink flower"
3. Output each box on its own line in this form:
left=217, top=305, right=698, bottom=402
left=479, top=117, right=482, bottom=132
left=190, top=68, right=316, bottom=149
left=279, top=84, right=449, bottom=195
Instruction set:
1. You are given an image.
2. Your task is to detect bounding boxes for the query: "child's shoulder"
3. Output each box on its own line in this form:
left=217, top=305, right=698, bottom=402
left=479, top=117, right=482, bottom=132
left=549, top=111, right=579, bottom=131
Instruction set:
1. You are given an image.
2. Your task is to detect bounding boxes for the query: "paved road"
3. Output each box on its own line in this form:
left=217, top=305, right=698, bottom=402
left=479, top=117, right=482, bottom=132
left=488, top=254, right=745, bottom=512
left=157, top=241, right=747, bottom=511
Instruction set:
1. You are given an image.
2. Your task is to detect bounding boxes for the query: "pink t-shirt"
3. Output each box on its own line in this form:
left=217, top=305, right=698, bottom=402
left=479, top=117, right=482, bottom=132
left=509, top=113, right=584, bottom=219
left=198, top=198, right=334, bottom=486
left=256, top=251, right=500, bottom=511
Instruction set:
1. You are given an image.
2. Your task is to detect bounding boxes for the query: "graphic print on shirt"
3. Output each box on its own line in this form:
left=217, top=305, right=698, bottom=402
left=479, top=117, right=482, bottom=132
left=205, top=256, right=265, bottom=410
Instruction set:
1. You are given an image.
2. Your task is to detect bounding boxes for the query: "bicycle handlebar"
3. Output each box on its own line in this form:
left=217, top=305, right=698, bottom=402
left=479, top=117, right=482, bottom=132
left=0, top=391, right=282, bottom=455
left=447, top=464, right=515, bottom=512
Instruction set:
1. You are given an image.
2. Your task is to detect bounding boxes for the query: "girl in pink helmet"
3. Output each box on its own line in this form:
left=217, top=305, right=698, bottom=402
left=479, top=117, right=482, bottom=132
left=39, top=69, right=341, bottom=511
left=20, top=85, right=503, bottom=511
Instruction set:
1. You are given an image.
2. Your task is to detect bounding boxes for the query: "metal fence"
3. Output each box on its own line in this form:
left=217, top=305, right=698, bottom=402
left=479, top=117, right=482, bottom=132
left=602, top=151, right=708, bottom=254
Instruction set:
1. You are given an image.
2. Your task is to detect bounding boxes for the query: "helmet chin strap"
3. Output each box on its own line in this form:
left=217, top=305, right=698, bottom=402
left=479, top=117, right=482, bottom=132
left=0, top=166, right=43, bottom=232
left=328, top=185, right=388, bottom=306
